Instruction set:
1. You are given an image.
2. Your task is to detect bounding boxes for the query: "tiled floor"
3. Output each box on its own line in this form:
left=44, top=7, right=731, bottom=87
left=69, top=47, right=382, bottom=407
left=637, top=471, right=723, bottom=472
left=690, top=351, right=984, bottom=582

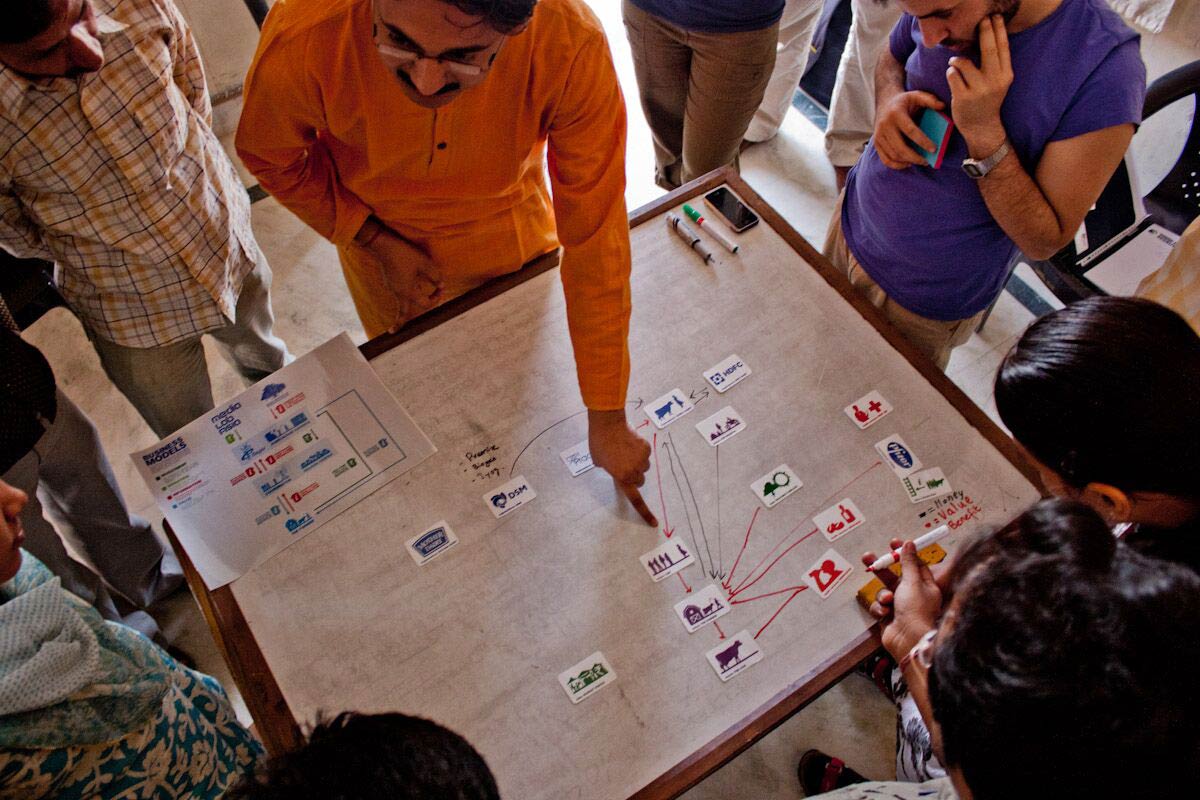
left=18, top=2, right=1043, bottom=796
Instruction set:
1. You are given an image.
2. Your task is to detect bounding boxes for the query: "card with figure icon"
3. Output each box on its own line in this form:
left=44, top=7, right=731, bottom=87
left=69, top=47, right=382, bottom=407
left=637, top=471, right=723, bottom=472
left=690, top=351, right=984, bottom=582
left=803, top=549, right=854, bottom=599
left=646, top=389, right=695, bottom=429
left=844, top=391, right=892, bottom=429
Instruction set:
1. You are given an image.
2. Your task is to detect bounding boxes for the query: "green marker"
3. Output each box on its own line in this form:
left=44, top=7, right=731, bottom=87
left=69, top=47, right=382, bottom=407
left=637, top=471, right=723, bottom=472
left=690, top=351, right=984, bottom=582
left=682, top=203, right=739, bottom=254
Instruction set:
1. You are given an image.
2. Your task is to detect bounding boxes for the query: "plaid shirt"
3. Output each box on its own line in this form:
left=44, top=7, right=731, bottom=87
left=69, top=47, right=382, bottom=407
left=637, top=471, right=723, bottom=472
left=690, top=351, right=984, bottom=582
left=0, top=0, right=257, bottom=348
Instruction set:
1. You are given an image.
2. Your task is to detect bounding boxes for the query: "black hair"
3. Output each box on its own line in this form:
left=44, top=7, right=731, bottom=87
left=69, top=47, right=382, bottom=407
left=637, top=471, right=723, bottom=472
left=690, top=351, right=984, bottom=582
left=445, top=0, right=536, bottom=34
left=224, top=712, right=500, bottom=800
left=995, top=296, right=1200, bottom=497
left=1, top=0, right=55, bottom=45
left=928, top=499, right=1200, bottom=799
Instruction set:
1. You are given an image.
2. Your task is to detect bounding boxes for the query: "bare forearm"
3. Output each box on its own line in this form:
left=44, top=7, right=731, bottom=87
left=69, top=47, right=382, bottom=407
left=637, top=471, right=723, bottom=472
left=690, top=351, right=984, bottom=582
left=875, top=51, right=907, bottom=116
left=974, top=141, right=1071, bottom=260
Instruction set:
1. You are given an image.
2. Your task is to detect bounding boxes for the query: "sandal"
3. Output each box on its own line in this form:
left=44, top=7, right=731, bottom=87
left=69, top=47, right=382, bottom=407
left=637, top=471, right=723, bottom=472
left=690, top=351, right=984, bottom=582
left=855, top=649, right=897, bottom=702
left=797, top=749, right=867, bottom=795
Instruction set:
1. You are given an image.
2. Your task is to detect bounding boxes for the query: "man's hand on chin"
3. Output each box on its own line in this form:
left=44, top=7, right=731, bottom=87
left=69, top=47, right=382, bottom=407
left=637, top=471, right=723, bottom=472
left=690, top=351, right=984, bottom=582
left=587, top=409, right=656, bottom=526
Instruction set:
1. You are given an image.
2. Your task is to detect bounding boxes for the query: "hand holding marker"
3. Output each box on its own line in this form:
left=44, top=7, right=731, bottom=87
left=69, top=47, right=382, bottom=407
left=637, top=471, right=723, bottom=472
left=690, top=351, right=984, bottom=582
left=666, top=213, right=714, bottom=264
left=867, top=525, right=950, bottom=571
left=682, top=203, right=739, bottom=254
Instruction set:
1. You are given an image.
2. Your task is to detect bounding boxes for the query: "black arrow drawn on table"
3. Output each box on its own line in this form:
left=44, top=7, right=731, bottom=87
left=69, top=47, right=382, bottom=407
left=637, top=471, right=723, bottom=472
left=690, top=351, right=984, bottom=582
left=508, top=399, right=644, bottom=477
left=688, top=388, right=711, bottom=404
left=663, top=431, right=714, bottom=578
left=713, top=443, right=725, bottom=580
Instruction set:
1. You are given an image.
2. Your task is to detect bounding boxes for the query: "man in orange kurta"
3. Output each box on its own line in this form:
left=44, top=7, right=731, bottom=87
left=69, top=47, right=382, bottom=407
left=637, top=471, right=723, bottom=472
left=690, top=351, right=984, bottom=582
left=237, top=0, right=655, bottom=521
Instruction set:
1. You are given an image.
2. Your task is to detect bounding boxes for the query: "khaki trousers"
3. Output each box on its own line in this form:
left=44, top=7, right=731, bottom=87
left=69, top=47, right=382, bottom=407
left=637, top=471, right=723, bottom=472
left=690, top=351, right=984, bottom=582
left=623, top=0, right=779, bottom=189
left=823, top=195, right=984, bottom=370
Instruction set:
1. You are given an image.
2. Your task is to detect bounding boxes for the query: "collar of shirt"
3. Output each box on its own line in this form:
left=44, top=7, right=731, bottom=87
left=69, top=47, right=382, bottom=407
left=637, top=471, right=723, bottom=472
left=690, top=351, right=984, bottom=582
left=0, top=10, right=128, bottom=114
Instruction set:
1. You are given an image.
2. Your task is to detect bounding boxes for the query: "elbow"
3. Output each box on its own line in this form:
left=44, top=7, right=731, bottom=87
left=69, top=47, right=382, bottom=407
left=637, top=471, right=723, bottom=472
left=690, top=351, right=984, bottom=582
left=1016, top=229, right=1075, bottom=262
left=1020, top=241, right=1063, bottom=261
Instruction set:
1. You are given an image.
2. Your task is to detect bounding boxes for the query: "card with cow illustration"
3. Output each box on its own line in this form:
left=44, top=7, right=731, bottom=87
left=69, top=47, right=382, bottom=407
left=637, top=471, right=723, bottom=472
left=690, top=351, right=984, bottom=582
left=705, top=630, right=763, bottom=681
left=673, top=583, right=731, bottom=633
left=645, top=388, right=695, bottom=429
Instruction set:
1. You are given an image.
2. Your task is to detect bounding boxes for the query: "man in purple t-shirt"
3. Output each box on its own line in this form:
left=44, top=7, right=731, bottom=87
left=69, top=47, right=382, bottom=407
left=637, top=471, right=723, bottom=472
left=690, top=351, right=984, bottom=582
left=824, top=0, right=1144, bottom=368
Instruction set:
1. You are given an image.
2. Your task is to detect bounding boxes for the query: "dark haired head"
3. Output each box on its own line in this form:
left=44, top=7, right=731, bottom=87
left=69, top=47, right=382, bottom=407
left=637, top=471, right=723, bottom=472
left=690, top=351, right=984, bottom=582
left=995, top=296, right=1200, bottom=497
left=928, top=499, right=1200, bottom=799
left=444, top=0, right=536, bottom=34
left=0, top=0, right=55, bottom=45
left=225, top=712, right=500, bottom=800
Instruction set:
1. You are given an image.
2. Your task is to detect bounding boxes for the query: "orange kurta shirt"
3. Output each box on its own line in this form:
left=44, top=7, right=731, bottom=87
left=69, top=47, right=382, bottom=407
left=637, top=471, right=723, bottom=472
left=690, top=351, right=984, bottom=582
left=236, top=0, right=632, bottom=410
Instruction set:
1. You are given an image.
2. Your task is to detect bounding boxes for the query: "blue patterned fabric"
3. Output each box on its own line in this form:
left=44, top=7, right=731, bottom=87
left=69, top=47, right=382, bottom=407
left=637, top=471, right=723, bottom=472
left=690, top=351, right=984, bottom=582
left=0, top=553, right=263, bottom=798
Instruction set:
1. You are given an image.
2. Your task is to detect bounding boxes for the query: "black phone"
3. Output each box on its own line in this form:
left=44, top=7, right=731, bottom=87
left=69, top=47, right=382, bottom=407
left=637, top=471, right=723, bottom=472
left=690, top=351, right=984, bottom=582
left=703, top=187, right=759, bottom=233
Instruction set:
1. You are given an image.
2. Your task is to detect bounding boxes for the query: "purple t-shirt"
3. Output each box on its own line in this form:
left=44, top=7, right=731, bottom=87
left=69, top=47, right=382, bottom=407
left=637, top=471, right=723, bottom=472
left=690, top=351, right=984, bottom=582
left=843, top=0, right=1145, bottom=321
left=627, top=0, right=784, bottom=33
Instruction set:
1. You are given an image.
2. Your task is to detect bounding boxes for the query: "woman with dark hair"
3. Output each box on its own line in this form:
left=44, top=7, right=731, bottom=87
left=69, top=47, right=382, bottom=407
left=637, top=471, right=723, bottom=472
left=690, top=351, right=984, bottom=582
left=804, top=499, right=1200, bottom=799
left=994, top=296, right=1200, bottom=572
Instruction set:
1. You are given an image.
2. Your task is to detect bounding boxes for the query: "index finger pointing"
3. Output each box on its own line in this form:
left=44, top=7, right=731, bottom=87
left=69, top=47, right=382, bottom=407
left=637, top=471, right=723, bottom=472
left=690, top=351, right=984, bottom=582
left=619, top=481, right=657, bottom=527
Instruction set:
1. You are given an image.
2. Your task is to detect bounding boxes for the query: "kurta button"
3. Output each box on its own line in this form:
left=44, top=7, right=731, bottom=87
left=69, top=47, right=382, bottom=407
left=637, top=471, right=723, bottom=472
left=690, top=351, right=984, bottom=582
left=437, top=142, right=447, bottom=150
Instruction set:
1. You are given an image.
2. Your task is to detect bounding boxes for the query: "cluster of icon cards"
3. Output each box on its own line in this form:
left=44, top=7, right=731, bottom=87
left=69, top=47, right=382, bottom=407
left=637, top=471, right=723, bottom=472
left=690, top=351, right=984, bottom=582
left=844, top=390, right=954, bottom=505
left=874, top=433, right=951, bottom=502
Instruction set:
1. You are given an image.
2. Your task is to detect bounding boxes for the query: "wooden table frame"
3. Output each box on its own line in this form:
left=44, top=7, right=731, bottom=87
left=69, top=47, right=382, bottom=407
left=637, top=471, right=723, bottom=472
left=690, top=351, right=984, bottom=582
left=168, top=166, right=1040, bottom=796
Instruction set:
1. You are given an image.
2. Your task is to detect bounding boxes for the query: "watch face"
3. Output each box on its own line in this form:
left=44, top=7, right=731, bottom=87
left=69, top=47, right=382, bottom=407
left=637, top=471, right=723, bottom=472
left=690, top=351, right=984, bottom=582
left=962, top=161, right=984, bottom=178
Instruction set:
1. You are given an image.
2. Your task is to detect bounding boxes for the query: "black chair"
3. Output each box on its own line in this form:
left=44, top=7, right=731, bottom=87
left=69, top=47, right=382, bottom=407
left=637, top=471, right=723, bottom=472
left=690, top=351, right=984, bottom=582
left=243, top=0, right=270, bottom=29
left=0, top=253, right=67, bottom=331
left=1022, top=59, right=1200, bottom=304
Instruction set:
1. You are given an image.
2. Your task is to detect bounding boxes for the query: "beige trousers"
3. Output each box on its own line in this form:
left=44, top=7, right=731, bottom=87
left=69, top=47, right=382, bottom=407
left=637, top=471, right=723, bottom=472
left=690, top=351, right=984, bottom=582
left=823, top=195, right=984, bottom=370
left=623, top=0, right=779, bottom=189
left=745, top=0, right=823, bottom=143
left=824, top=0, right=904, bottom=167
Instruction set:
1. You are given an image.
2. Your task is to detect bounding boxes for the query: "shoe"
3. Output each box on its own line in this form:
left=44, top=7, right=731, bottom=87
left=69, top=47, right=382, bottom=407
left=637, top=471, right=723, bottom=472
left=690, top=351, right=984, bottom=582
left=855, top=649, right=896, bottom=702
left=797, top=749, right=867, bottom=795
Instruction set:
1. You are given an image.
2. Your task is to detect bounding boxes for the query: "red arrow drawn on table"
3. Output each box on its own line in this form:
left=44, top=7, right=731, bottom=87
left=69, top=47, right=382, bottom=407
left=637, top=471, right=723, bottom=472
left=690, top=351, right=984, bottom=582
left=754, top=588, right=806, bottom=640
left=664, top=527, right=675, bottom=539
left=714, top=621, right=726, bottom=640
left=678, top=572, right=692, bottom=593
left=636, top=419, right=650, bottom=430
left=724, top=507, right=760, bottom=590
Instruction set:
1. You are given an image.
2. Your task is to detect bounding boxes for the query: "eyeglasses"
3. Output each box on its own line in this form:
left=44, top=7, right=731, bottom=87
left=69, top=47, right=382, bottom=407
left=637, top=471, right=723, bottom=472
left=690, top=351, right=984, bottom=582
left=371, top=7, right=502, bottom=79
left=374, top=40, right=494, bottom=78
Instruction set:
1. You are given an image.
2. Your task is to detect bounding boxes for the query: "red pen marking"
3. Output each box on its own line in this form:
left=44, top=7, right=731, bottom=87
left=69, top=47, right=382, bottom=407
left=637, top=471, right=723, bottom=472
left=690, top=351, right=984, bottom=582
left=730, top=529, right=818, bottom=598
left=754, top=588, right=806, bottom=640
left=714, top=621, right=726, bottom=640
left=636, top=419, right=650, bottom=430
left=677, top=572, right=692, bottom=593
left=724, top=507, right=760, bottom=590
left=730, top=585, right=807, bottom=605
left=731, top=460, right=884, bottom=595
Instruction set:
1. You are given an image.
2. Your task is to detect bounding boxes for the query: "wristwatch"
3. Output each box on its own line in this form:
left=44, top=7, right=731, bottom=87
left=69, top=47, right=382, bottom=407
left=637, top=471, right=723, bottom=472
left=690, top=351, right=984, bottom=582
left=962, top=139, right=1011, bottom=179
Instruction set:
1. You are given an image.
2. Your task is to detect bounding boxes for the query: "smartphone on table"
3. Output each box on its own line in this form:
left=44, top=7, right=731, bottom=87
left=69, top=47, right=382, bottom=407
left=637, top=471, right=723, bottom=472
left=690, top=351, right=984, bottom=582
left=703, top=187, right=759, bottom=233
